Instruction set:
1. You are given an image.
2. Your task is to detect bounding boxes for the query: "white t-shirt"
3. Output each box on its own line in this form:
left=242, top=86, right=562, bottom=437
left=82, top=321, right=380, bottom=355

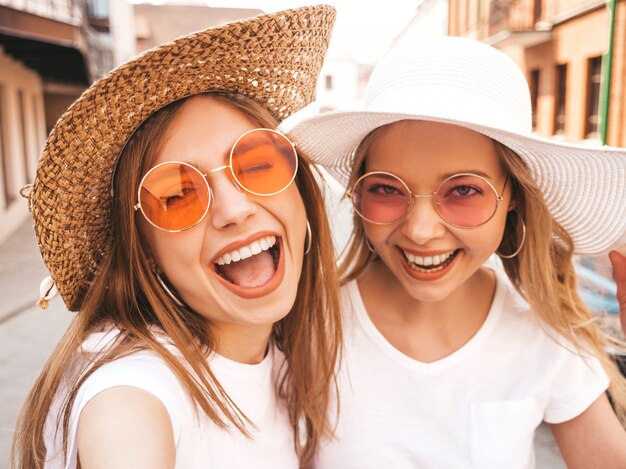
left=316, top=271, right=609, bottom=469
left=43, top=330, right=298, bottom=469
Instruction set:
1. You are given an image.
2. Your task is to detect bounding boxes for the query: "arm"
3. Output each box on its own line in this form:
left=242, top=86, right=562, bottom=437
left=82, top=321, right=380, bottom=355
left=77, top=386, right=175, bottom=469
left=609, top=250, right=626, bottom=335
left=550, top=393, right=626, bottom=469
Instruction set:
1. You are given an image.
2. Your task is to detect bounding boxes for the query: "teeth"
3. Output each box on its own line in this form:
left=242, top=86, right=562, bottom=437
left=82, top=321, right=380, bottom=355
left=215, top=235, right=277, bottom=266
left=403, top=250, right=456, bottom=269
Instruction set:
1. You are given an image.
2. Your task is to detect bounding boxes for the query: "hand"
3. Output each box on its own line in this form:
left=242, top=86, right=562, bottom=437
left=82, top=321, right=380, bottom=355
left=609, top=250, right=626, bottom=336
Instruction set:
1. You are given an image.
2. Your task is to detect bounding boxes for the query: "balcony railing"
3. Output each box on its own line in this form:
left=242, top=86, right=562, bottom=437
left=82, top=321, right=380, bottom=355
left=489, top=0, right=542, bottom=36
left=0, top=0, right=81, bottom=24
left=0, top=0, right=113, bottom=83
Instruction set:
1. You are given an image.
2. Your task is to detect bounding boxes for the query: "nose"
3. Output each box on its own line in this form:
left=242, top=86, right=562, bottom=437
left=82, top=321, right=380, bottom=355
left=207, top=169, right=257, bottom=229
left=400, top=195, right=447, bottom=243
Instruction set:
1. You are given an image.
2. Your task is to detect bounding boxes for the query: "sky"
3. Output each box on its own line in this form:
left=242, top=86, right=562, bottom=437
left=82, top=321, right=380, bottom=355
left=134, top=0, right=421, bottom=64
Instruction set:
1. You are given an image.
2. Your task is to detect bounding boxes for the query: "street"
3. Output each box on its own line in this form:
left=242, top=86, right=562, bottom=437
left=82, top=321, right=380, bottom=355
left=0, top=221, right=73, bottom=467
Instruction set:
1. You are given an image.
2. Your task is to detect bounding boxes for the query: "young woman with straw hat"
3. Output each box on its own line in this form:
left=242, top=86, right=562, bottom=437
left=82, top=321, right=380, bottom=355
left=288, top=36, right=626, bottom=467
left=12, top=6, right=342, bottom=468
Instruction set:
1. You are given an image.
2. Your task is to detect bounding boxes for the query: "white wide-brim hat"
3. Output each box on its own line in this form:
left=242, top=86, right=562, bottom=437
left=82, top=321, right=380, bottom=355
left=285, top=36, right=626, bottom=255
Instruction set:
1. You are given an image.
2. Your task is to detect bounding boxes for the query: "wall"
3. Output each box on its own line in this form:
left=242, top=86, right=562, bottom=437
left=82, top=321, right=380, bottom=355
left=0, top=49, right=46, bottom=244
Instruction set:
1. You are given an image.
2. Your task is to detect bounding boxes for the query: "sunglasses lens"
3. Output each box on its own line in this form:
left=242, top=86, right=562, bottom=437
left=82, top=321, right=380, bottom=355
left=436, top=174, right=498, bottom=227
left=352, top=173, right=411, bottom=223
left=231, top=129, right=297, bottom=195
left=139, top=163, right=210, bottom=231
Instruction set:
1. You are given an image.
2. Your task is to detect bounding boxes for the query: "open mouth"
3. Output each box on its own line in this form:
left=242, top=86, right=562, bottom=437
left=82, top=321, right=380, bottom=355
left=402, top=249, right=461, bottom=273
left=214, top=235, right=281, bottom=290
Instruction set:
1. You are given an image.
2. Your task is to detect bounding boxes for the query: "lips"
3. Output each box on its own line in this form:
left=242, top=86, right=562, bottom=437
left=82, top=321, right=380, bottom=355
left=212, top=233, right=284, bottom=299
left=399, top=248, right=460, bottom=281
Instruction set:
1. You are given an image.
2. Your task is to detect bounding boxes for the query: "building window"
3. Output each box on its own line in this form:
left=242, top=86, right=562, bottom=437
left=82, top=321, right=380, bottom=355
left=0, top=85, right=16, bottom=208
left=325, top=75, right=333, bottom=91
left=554, top=64, right=567, bottom=135
left=88, top=0, right=109, bottom=18
left=585, top=56, right=602, bottom=139
left=533, top=0, right=542, bottom=23
left=530, top=69, right=540, bottom=130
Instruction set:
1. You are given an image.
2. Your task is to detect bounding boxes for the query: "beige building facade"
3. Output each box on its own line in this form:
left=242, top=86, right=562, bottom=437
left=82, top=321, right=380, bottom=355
left=0, top=0, right=113, bottom=243
left=449, top=0, right=626, bottom=147
left=0, top=50, right=47, bottom=242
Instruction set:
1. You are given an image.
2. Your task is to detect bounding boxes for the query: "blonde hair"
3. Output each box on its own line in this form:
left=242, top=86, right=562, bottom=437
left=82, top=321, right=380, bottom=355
left=12, top=92, right=342, bottom=468
left=340, top=121, right=626, bottom=423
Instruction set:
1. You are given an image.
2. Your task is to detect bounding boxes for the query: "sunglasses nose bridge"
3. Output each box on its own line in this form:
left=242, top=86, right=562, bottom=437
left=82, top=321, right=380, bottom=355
left=204, top=164, right=245, bottom=201
left=206, top=164, right=230, bottom=176
left=407, top=191, right=439, bottom=216
left=400, top=191, right=449, bottom=243
left=410, top=192, right=437, bottom=212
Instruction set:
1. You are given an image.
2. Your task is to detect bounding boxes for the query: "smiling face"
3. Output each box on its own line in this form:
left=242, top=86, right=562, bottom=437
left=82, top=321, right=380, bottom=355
left=138, top=95, right=307, bottom=343
left=362, top=120, right=512, bottom=303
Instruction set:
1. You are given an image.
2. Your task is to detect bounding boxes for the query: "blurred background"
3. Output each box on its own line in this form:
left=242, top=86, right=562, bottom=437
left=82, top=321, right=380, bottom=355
left=0, top=0, right=623, bottom=467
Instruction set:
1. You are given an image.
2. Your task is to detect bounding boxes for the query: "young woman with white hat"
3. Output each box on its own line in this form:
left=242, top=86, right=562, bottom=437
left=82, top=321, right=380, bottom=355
left=289, top=36, right=626, bottom=467
left=12, top=6, right=342, bottom=468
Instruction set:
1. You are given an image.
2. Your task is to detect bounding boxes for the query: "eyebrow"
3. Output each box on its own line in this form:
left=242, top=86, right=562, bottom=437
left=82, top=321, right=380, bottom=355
left=441, top=169, right=495, bottom=180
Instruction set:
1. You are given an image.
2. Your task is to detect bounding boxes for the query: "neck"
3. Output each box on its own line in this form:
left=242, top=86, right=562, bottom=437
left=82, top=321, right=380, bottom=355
left=358, top=260, right=496, bottom=362
left=208, top=323, right=272, bottom=364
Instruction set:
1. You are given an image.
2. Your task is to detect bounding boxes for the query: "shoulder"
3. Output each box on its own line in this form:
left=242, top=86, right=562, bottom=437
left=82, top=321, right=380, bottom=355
left=491, top=269, right=593, bottom=355
left=77, top=386, right=176, bottom=468
left=45, top=328, right=193, bottom=468
left=79, top=329, right=190, bottom=419
left=488, top=270, right=582, bottom=359
left=491, top=270, right=609, bottom=409
left=490, top=268, right=549, bottom=336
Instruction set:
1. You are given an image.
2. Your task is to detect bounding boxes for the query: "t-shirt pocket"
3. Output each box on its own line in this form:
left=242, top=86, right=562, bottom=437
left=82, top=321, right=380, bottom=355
left=470, top=398, right=542, bottom=469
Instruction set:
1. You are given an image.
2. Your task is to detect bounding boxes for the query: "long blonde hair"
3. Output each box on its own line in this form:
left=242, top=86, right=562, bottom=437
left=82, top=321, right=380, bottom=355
left=12, top=92, right=342, bottom=468
left=340, top=122, right=626, bottom=424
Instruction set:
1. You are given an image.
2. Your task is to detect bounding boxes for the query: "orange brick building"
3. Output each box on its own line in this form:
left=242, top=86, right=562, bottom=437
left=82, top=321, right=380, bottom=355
left=449, top=0, right=626, bottom=147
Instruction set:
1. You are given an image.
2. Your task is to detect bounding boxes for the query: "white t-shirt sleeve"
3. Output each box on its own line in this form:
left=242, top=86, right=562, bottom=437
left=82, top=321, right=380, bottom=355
left=61, top=355, right=185, bottom=469
left=543, top=342, right=610, bottom=424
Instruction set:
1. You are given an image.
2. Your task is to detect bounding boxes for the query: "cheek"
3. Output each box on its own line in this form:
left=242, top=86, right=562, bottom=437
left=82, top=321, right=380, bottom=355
left=276, top=185, right=307, bottom=236
left=144, top=228, right=202, bottom=280
left=461, top=216, right=508, bottom=253
left=363, top=222, right=394, bottom=245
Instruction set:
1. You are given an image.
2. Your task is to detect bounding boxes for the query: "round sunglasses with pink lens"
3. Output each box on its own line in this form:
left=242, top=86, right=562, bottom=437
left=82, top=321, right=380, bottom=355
left=348, top=171, right=507, bottom=228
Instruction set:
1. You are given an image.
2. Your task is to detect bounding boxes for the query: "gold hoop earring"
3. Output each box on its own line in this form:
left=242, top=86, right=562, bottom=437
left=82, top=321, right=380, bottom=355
left=154, top=269, right=184, bottom=306
left=365, top=237, right=376, bottom=253
left=497, top=214, right=526, bottom=259
left=304, top=220, right=312, bottom=255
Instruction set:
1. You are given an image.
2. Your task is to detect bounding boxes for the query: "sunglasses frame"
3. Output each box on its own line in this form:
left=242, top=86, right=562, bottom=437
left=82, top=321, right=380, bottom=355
left=134, top=128, right=298, bottom=232
left=347, top=171, right=508, bottom=229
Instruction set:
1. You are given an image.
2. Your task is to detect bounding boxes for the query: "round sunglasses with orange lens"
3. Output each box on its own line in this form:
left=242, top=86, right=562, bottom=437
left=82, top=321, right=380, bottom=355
left=135, top=128, right=298, bottom=232
left=348, top=171, right=507, bottom=228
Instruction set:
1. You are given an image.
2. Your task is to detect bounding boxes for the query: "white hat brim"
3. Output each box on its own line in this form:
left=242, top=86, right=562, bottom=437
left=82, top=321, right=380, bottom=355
left=286, top=110, right=626, bottom=255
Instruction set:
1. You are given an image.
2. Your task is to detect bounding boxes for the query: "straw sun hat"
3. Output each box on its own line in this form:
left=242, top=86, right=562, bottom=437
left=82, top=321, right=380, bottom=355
left=26, top=5, right=336, bottom=311
left=286, top=36, right=626, bottom=256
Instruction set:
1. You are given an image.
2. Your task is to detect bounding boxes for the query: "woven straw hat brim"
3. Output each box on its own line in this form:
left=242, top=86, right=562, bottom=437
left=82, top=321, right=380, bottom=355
left=287, top=110, right=626, bottom=255
left=30, top=5, right=336, bottom=311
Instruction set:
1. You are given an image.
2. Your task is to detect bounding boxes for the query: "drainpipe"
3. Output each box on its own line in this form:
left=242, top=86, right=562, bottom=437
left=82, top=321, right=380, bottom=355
left=598, top=0, right=617, bottom=145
